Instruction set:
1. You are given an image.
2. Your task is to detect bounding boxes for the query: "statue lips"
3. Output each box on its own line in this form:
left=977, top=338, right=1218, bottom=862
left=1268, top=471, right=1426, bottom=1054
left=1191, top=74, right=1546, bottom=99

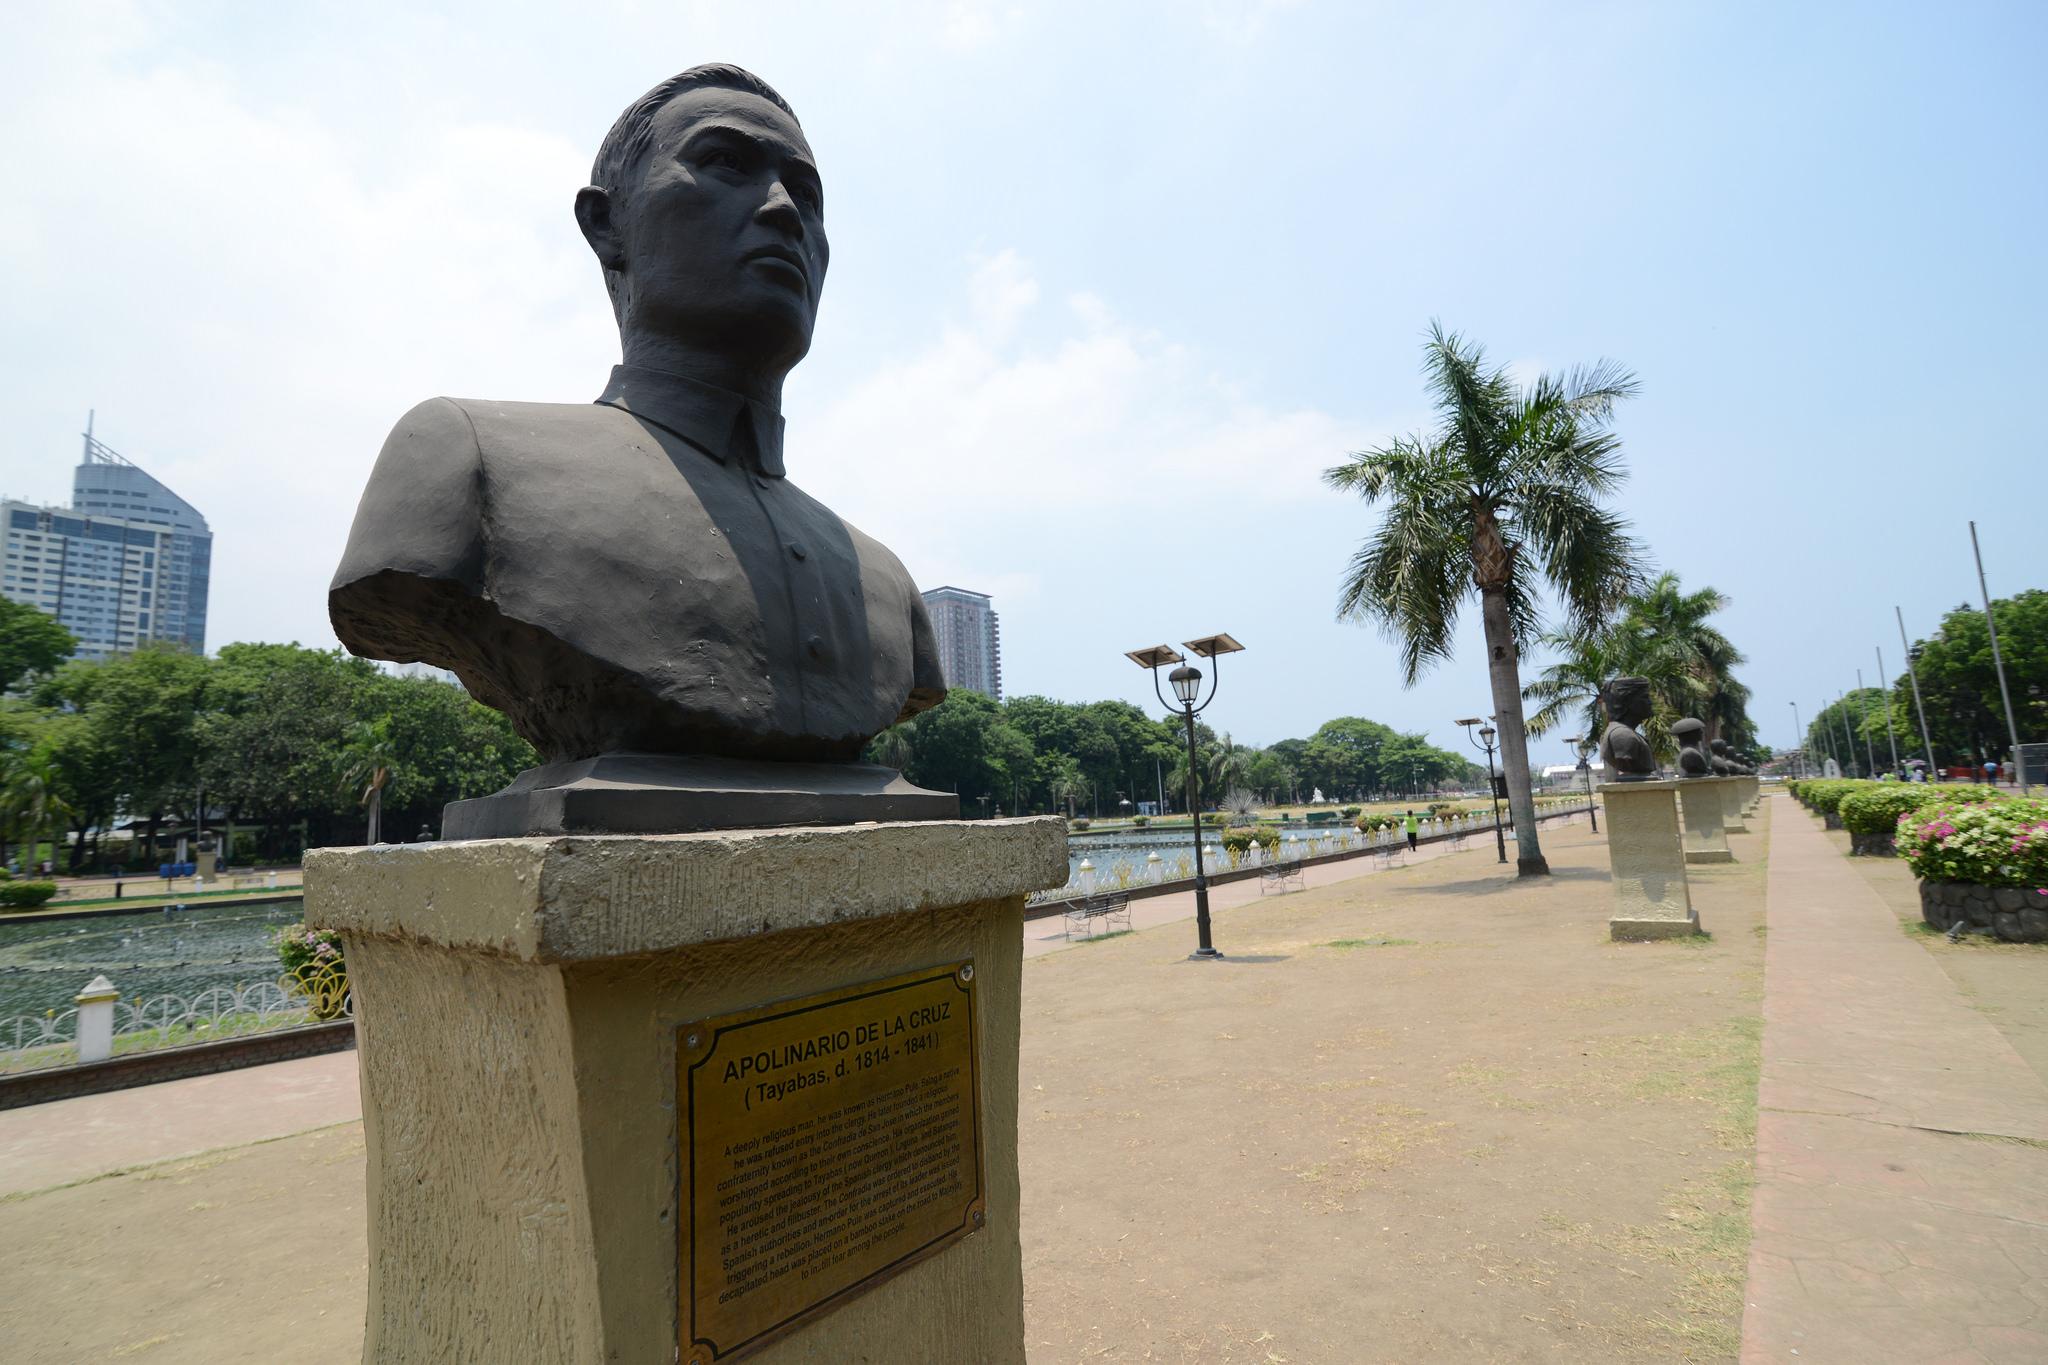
left=744, top=242, right=811, bottom=294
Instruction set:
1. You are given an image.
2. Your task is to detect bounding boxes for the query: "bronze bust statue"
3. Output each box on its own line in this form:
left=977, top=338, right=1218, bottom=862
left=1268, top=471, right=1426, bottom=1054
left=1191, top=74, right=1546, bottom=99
left=330, top=66, right=952, bottom=836
left=1709, top=739, right=1749, bottom=775
left=1598, top=677, right=1659, bottom=780
left=1671, top=718, right=1712, bottom=777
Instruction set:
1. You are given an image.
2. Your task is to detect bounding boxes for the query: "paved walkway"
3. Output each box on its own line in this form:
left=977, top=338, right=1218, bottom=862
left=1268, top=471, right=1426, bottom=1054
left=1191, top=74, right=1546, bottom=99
left=0, top=1048, right=360, bottom=1196
left=1743, top=793, right=2048, bottom=1362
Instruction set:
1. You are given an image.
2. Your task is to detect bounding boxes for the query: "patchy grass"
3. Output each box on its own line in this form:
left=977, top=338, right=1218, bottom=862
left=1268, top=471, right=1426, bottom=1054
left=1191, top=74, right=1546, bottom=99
left=1904, top=920, right=2048, bottom=953
left=1074, top=929, right=1134, bottom=944
left=1321, top=937, right=1416, bottom=949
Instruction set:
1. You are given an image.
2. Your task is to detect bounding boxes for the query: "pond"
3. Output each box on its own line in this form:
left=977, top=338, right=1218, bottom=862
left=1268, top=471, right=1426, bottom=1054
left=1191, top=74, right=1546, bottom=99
left=0, top=898, right=307, bottom=1021
left=1058, top=824, right=1379, bottom=897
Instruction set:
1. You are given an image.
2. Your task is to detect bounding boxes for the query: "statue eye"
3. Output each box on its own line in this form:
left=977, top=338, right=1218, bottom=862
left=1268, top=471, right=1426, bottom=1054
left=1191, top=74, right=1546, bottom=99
left=699, top=147, right=745, bottom=172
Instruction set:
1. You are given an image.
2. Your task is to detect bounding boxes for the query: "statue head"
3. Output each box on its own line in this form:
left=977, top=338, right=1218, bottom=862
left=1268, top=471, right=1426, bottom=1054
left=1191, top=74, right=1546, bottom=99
left=1600, top=676, right=1653, bottom=728
left=1710, top=739, right=1732, bottom=757
left=1671, top=718, right=1706, bottom=747
left=576, top=65, right=827, bottom=391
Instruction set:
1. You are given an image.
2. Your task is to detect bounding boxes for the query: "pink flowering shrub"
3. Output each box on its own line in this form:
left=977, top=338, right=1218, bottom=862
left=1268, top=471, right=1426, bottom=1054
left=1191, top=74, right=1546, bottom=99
left=1897, top=798, right=2048, bottom=888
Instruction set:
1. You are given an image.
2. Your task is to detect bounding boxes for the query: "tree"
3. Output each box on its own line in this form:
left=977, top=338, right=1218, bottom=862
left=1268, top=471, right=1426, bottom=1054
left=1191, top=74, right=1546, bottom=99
left=0, top=598, right=75, bottom=694
left=889, top=689, right=1035, bottom=811
left=341, top=719, right=398, bottom=844
left=1524, top=571, right=1751, bottom=762
left=0, top=748, right=77, bottom=868
left=36, top=645, right=211, bottom=862
left=1621, top=572, right=1748, bottom=745
left=1326, top=323, right=1645, bottom=875
left=1901, top=591, right=2047, bottom=773
left=1300, top=717, right=1395, bottom=800
left=197, top=645, right=381, bottom=856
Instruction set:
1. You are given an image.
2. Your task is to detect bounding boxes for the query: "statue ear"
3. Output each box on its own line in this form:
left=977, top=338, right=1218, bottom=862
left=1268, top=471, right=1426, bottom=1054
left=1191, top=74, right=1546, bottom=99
left=575, top=187, right=627, bottom=272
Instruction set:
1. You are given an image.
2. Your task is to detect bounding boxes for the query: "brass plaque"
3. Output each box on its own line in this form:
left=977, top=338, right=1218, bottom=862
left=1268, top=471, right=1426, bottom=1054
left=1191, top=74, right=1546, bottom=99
left=678, top=961, right=985, bottom=1363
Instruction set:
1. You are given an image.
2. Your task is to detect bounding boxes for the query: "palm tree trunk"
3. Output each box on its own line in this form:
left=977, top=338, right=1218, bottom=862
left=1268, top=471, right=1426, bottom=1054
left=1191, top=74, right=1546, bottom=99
left=1480, top=587, right=1549, bottom=876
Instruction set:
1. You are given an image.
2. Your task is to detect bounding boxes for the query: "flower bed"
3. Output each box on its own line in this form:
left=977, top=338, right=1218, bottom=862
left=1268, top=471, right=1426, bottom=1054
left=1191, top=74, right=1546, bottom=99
left=1899, top=798, right=2048, bottom=942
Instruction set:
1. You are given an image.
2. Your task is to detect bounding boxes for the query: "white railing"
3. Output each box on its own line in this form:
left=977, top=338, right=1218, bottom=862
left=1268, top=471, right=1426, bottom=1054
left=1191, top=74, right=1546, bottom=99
left=1030, top=797, right=1595, bottom=905
left=0, top=962, right=351, bottom=1076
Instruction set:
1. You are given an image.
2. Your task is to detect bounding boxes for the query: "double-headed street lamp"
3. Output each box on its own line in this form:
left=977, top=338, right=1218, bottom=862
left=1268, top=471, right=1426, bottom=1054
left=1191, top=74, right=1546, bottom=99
left=1561, top=734, right=1599, bottom=833
left=1456, top=717, right=1508, bottom=864
left=1126, top=633, right=1245, bottom=960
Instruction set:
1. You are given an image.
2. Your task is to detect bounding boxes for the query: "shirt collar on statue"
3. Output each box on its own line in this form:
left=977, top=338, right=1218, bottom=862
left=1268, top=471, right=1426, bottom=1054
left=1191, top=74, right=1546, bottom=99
left=595, top=364, right=787, bottom=479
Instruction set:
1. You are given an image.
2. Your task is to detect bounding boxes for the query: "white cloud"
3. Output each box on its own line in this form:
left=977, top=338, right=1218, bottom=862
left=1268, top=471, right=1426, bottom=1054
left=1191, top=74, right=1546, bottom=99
left=797, top=251, right=1374, bottom=591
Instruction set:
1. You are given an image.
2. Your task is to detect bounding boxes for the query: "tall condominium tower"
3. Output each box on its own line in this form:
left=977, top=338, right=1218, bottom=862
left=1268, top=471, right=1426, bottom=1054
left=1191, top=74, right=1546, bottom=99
left=920, top=585, right=1002, bottom=700
left=1, top=418, right=212, bottom=662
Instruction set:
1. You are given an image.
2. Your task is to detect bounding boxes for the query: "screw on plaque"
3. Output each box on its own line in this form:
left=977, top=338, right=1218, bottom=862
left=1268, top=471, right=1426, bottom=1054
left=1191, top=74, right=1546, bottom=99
left=686, top=1033, right=700, bottom=1049
left=972, top=1209, right=985, bottom=1227
left=957, top=964, right=974, bottom=983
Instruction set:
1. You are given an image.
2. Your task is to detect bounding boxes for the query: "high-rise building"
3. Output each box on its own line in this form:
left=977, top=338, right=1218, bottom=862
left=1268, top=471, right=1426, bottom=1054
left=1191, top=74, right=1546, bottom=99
left=1, top=418, right=212, bottom=662
left=920, top=585, right=1002, bottom=700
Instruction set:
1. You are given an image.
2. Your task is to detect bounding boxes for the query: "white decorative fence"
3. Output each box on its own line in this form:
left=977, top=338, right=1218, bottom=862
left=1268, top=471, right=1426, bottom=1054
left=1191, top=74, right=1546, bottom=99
left=0, top=962, right=350, bottom=1075
left=1033, top=797, right=1595, bottom=906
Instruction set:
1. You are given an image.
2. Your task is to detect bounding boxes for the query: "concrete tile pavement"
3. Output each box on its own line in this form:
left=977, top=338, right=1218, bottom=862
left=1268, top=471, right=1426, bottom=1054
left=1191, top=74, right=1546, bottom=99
left=1743, top=792, right=2048, bottom=1363
left=0, top=1046, right=360, bottom=1196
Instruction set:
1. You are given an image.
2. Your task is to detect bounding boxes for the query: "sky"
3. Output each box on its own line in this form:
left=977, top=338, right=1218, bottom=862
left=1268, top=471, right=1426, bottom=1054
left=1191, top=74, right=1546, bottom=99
left=3, top=0, right=2044, bottom=764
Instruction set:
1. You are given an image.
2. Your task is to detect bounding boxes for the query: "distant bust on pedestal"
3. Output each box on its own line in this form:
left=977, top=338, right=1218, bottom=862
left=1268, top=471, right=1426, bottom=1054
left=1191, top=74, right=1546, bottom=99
left=1598, top=677, right=1659, bottom=781
left=1709, top=739, right=1749, bottom=775
left=1672, top=718, right=1712, bottom=777
left=328, top=66, right=953, bottom=836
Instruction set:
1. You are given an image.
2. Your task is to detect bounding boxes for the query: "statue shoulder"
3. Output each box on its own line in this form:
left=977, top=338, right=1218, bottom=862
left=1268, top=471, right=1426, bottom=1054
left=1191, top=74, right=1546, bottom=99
left=331, top=397, right=500, bottom=660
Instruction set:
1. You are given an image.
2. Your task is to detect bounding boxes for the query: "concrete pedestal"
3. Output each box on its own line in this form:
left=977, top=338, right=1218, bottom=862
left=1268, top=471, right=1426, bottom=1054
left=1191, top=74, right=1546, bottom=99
left=1598, top=780, right=1701, bottom=940
left=305, top=818, right=1066, bottom=1364
left=1717, top=776, right=1749, bottom=835
left=1677, top=777, right=1735, bottom=863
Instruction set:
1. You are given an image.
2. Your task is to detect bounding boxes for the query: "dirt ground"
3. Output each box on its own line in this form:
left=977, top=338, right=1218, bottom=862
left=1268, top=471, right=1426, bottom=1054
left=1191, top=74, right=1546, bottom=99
left=1835, top=831, right=2048, bottom=1087
left=0, top=812, right=1768, bottom=1364
left=1016, top=811, right=1769, bottom=1363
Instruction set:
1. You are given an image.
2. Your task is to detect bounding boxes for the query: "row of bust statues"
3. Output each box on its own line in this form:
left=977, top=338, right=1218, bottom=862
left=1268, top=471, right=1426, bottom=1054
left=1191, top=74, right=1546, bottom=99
left=1598, top=676, right=1755, bottom=781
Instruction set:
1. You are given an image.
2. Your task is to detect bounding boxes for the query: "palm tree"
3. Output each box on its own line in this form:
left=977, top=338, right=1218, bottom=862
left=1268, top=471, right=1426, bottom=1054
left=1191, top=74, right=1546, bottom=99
left=866, top=724, right=915, bottom=772
left=1524, top=571, right=1750, bottom=763
left=1623, top=571, right=1747, bottom=743
left=341, top=720, right=398, bottom=845
left=1325, top=322, right=1646, bottom=876
left=1, top=752, right=78, bottom=872
left=1205, top=732, right=1255, bottom=794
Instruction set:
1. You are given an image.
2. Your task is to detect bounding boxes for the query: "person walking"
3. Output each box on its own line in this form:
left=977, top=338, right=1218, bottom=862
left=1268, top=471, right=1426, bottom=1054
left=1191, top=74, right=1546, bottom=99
left=1404, top=809, right=1420, bottom=853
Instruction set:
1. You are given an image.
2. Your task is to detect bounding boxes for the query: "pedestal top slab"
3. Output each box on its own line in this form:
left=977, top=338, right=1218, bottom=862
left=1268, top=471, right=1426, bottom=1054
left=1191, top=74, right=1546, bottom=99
left=1597, top=778, right=1687, bottom=794
left=304, top=817, right=1068, bottom=963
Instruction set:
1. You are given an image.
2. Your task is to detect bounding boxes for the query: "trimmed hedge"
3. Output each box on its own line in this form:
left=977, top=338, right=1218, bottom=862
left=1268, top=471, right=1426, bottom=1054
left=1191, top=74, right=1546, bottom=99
left=1839, top=786, right=1939, bottom=837
left=0, top=881, right=59, bottom=910
left=1221, top=826, right=1281, bottom=854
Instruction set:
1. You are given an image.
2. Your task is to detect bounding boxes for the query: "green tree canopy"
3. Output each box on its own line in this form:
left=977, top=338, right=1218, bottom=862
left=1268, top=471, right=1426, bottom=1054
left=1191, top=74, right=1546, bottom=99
left=0, top=598, right=75, bottom=694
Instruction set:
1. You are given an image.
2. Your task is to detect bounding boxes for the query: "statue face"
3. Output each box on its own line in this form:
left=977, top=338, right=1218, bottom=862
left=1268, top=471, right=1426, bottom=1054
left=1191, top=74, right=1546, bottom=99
left=609, top=86, right=829, bottom=374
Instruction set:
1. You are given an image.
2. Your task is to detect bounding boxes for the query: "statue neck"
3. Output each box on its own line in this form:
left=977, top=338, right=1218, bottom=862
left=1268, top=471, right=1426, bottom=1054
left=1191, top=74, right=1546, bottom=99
left=618, top=334, right=787, bottom=409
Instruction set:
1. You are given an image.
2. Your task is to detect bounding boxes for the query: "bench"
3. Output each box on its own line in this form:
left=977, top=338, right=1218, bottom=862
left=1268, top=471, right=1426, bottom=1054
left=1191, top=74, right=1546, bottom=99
left=1259, top=863, right=1306, bottom=895
left=1063, top=890, right=1133, bottom=939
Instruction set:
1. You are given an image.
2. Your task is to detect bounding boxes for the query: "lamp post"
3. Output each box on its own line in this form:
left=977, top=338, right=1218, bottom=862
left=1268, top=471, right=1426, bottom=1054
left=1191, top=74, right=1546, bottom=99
left=1854, top=670, right=1879, bottom=778
left=1126, top=633, right=1245, bottom=960
left=1789, top=700, right=1806, bottom=779
left=1562, top=734, right=1598, bottom=833
left=1875, top=646, right=1902, bottom=776
left=1457, top=717, right=1508, bottom=864
left=1898, top=610, right=1940, bottom=777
